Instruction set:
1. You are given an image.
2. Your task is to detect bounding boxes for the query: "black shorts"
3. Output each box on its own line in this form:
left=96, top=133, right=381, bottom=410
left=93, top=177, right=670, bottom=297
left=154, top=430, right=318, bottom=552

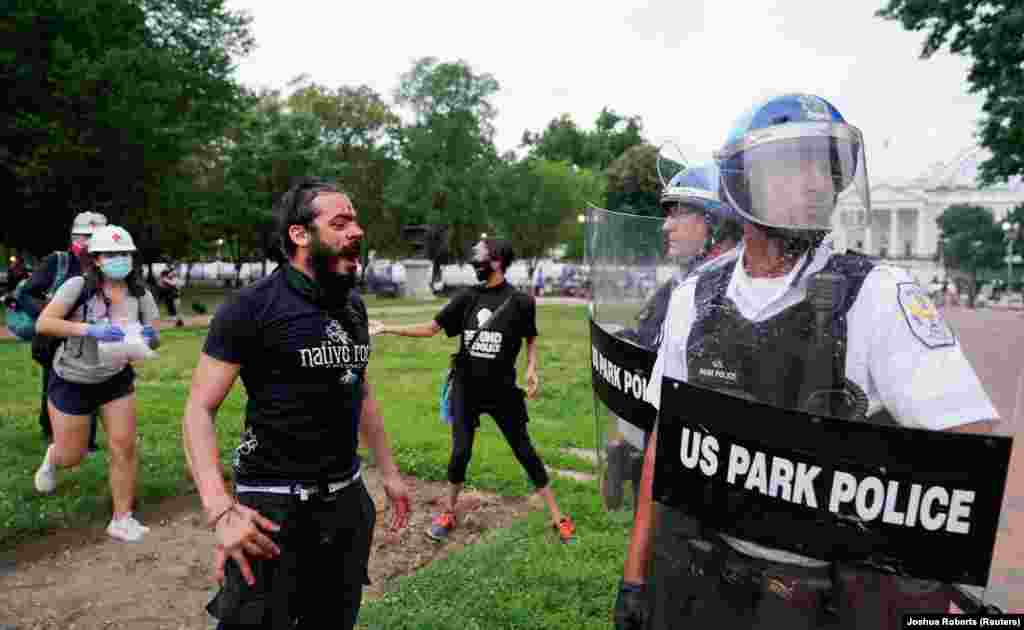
left=48, top=366, right=135, bottom=416
left=207, top=479, right=376, bottom=629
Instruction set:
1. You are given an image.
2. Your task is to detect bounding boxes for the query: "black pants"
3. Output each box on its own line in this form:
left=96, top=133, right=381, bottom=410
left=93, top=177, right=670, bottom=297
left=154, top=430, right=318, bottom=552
left=448, top=378, right=549, bottom=489
left=39, top=360, right=97, bottom=447
left=159, top=286, right=179, bottom=317
left=648, top=505, right=953, bottom=630
left=209, top=479, right=376, bottom=629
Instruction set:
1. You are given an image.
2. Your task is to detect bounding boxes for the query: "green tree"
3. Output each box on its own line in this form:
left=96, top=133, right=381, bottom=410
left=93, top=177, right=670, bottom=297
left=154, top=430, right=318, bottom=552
left=937, top=204, right=1005, bottom=307
left=522, top=107, right=646, bottom=172
left=492, top=158, right=606, bottom=274
left=605, top=143, right=661, bottom=216
left=387, top=57, right=502, bottom=280
left=286, top=77, right=403, bottom=267
left=0, top=0, right=253, bottom=257
left=192, top=89, right=346, bottom=285
left=876, top=1, right=1024, bottom=184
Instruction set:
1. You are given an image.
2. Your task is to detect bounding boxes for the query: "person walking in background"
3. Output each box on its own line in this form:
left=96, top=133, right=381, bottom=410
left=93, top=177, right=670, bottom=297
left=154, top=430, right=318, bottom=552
left=532, top=261, right=545, bottom=297
left=157, top=265, right=184, bottom=327
left=34, top=225, right=160, bottom=542
left=18, top=211, right=106, bottom=450
left=372, top=237, right=577, bottom=545
left=5, top=256, right=28, bottom=294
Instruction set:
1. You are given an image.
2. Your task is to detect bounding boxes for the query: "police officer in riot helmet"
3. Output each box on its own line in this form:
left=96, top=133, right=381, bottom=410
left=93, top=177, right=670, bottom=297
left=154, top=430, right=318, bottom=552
left=604, top=163, right=743, bottom=512
left=627, top=161, right=743, bottom=349
left=615, top=93, right=999, bottom=630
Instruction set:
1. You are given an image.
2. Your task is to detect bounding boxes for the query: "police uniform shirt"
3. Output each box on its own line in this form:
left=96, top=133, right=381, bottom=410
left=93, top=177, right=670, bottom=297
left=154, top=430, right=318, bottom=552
left=203, top=267, right=371, bottom=485
left=646, top=240, right=998, bottom=565
left=435, top=281, right=538, bottom=387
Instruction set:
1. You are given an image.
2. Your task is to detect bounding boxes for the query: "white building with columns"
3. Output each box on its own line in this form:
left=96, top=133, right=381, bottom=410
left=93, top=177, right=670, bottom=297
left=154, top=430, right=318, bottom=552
left=831, top=146, right=1024, bottom=283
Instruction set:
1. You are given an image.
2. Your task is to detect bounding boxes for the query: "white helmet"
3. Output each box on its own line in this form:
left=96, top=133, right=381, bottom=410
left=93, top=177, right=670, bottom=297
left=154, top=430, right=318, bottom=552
left=71, top=211, right=108, bottom=236
left=88, top=225, right=137, bottom=254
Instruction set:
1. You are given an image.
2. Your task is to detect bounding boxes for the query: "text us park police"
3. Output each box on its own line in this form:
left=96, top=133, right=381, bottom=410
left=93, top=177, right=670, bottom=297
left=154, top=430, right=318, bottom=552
left=679, top=428, right=976, bottom=534
left=592, top=347, right=649, bottom=401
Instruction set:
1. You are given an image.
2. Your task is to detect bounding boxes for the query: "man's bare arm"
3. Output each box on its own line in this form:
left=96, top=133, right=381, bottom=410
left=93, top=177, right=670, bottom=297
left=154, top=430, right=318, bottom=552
left=359, top=374, right=400, bottom=478
left=371, top=320, right=441, bottom=338
left=949, top=419, right=997, bottom=435
left=623, top=427, right=658, bottom=583
left=359, top=371, right=411, bottom=530
left=182, top=353, right=242, bottom=522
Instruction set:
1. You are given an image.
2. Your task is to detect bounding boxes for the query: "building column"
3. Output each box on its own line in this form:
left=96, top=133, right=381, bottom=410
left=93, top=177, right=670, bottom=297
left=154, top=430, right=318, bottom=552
left=916, top=208, right=928, bottom=259
left=864, top=213, right=873, bottom=255
left=889, top=209, right=900, bottom=259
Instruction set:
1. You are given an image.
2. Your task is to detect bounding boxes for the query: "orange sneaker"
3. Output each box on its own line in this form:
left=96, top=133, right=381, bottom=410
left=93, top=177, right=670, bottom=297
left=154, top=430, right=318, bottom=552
left=427, top=510, right=456, bottom=542
left=555, top=516, right=576, bottom=544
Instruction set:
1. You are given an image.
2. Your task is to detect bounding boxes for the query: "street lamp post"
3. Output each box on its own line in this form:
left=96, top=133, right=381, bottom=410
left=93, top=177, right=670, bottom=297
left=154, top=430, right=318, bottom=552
left=1003, top=221, right=1021, bottom=293
left=215, top=238, right=225, bottom=283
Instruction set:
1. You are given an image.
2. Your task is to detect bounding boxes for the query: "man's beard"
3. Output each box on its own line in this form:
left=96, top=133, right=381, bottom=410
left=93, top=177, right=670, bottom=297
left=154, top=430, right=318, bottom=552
left=310, top=233, right=358, bottom=294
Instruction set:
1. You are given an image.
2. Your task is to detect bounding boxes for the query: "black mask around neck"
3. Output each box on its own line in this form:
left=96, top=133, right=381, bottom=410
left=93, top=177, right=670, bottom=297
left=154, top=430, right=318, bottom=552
left=285, top=263, right=354, bottom=310
left=473, top=260, right=491, bottom=282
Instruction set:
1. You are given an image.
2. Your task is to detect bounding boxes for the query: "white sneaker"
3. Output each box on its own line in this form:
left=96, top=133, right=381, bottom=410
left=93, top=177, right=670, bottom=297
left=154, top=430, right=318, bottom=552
left=34, top=445, right=57, bottom=494
left=107, top=513, right=151, bottom=542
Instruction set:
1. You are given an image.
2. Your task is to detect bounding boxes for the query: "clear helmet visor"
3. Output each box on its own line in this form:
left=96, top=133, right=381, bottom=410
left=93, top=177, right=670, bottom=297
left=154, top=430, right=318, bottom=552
left=718, top=122, right=869, bottom=231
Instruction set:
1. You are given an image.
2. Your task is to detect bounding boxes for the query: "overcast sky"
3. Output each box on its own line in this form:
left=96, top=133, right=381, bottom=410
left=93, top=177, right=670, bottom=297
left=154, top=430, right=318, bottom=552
left=224, top=0, right=985, bottom=184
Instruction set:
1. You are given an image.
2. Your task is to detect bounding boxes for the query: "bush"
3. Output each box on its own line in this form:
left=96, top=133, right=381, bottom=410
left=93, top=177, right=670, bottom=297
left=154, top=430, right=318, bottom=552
left=191, top=301, right=208, bottom=315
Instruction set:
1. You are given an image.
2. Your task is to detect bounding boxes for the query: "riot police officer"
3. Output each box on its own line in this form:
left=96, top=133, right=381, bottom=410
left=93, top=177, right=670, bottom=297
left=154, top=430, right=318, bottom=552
left=605, top=162, right=743, bottom=511
left=615, top=93, right=999, bottom=630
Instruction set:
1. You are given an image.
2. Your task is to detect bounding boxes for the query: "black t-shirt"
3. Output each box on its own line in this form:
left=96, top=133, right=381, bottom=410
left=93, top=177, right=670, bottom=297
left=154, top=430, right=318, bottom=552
left=202, top=267, right=371, bottom=484
left=435, top=281, right=538, bottom=387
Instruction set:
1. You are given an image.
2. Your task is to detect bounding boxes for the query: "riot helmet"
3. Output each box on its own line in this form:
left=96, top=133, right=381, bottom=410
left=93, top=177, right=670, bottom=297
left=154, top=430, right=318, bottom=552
left=715, top=94, right=870, bottom=233
left=660, top=161, right=743, bottom=261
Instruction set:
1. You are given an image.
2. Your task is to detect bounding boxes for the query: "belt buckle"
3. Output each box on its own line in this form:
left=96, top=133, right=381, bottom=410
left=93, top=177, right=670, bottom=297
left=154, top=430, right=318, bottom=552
left=318, top=480, right=338, bottom=502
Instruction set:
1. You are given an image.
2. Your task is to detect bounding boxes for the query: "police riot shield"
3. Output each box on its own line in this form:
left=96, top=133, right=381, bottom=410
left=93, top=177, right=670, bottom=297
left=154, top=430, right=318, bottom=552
left=646, top=246, right=1020, bottom=619
left=586, top=205, right=677, bottom=511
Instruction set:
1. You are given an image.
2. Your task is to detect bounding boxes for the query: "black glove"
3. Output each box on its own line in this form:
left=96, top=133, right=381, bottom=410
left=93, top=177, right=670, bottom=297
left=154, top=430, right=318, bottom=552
left=614, top=579, right=648, bottom=630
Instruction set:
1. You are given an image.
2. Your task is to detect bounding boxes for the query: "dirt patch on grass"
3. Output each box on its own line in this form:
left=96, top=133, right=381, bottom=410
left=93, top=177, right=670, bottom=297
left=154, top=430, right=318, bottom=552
left=0, top=468, right=536, bottom=629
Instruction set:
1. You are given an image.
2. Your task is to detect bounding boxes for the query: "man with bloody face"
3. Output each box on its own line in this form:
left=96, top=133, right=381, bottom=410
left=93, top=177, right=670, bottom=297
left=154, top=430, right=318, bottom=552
left=183, top=178, right=410, bottom=629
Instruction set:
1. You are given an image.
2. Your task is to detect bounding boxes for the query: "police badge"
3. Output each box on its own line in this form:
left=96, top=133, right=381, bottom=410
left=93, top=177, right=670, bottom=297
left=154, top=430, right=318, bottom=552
left=897, top=282, right=956, bottom=349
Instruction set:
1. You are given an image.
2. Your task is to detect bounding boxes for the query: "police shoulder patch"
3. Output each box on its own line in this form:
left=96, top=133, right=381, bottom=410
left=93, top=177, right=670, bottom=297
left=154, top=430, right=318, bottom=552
left=896, top=282, right=956, bottom=349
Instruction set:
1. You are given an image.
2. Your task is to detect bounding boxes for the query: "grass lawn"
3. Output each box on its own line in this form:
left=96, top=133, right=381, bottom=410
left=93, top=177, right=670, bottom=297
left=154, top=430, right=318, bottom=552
left=0, top=302, right=632, bottom=629
left=1, top=283, right=443, bottom=326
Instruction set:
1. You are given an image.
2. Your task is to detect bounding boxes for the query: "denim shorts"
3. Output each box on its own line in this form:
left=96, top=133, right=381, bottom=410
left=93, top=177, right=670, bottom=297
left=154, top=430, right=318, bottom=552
left=48, top=365, right=135, bottom=416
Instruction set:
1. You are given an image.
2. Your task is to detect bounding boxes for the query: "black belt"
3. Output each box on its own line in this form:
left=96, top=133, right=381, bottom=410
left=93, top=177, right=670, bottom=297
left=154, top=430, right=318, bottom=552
left=688, top=535, right=837, bottom=613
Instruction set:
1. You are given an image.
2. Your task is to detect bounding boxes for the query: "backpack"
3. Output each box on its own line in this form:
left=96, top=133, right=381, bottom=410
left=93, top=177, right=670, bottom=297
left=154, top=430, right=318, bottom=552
left=6, top=252, right=70, bottom=342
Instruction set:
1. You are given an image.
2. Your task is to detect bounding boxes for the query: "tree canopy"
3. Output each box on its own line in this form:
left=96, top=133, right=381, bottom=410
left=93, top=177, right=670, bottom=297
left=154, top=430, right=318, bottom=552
left=0, top=0, right=254, bottom=257
left=877, top=1, right=1024, bottom=185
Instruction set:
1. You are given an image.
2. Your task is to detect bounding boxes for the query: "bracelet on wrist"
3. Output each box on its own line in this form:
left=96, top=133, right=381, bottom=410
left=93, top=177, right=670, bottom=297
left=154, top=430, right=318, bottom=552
left=209, top=502, right=236, bottom=529
left=620, top=579, right=646, bottom=593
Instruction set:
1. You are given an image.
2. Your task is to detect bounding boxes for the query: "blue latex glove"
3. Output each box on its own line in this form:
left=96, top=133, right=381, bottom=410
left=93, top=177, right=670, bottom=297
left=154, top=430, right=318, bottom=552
left=141, top=324, right=157, bottom=346
left=86, top=323, right=125, bottom=342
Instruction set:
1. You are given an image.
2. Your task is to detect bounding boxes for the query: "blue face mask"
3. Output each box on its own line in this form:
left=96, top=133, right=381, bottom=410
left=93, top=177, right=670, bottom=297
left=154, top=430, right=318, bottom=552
left=100, top=256, right=133, bottom=280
